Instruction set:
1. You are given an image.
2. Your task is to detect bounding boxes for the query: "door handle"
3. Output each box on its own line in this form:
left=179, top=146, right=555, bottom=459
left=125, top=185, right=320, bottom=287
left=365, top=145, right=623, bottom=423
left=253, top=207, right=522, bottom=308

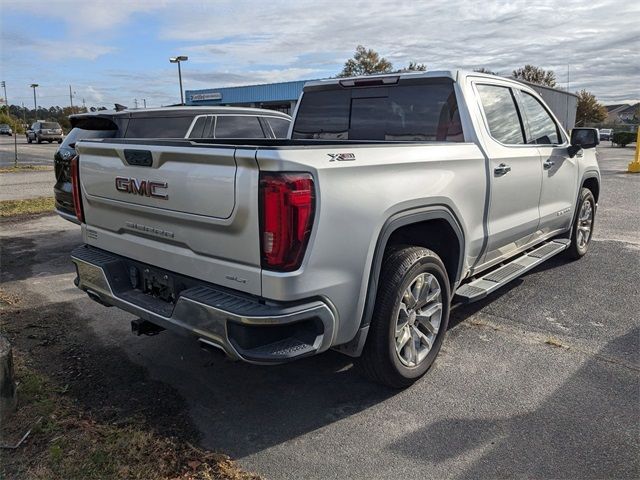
left=543, top=160, right=555, bottom=170
left=494, top=163, right=511, bottom=176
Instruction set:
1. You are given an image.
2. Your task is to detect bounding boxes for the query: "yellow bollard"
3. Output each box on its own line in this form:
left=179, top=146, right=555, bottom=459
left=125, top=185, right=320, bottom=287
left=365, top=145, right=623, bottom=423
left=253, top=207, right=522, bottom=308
left=628, top=128, right=640, bottom=173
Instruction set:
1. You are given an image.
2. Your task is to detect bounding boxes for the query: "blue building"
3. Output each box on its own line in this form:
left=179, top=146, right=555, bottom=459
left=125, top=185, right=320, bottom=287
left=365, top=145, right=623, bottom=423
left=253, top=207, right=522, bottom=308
left=185, top=79, right=317, bottom=115
left=186, top=76, right=578, bottom=130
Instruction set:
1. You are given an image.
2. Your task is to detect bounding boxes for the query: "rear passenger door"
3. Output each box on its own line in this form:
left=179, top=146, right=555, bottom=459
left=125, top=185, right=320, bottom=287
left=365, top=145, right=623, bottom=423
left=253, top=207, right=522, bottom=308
left=516, top=90, right=577, bottom=237
left=475, top=83, right=542, bottom=266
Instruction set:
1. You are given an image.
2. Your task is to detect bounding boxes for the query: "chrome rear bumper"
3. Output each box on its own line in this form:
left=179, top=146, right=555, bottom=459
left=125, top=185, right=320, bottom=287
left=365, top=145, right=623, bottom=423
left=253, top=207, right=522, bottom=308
left=71, top=245, right=336, bottom=364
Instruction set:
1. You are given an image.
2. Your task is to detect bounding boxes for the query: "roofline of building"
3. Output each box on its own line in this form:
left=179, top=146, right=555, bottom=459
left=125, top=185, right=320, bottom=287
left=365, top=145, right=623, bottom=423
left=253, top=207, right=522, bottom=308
left=70, top=105, right=291, bottom=120
left=187, top=70, right=579, bottom=98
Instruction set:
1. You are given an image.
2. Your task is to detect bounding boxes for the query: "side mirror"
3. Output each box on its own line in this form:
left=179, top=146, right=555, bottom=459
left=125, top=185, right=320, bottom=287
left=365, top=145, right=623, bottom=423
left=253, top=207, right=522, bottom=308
left=568, top=128, right=600, bottom=157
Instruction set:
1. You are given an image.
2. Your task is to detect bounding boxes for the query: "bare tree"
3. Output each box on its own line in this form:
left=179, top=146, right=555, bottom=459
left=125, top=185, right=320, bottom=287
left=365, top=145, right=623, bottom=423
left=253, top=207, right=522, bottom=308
left=473, top=67, right=498, bottom=75
left=398, top=61, right=427, bottom=72
left=512, top=65, right=557, bottom=87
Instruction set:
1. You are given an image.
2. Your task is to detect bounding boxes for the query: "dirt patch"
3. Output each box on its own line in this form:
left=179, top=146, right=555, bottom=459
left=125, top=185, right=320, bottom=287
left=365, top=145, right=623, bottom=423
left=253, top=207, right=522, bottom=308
left=0, top=290, right=259, bottom=479
left=0, top=288, right=20, bottom=307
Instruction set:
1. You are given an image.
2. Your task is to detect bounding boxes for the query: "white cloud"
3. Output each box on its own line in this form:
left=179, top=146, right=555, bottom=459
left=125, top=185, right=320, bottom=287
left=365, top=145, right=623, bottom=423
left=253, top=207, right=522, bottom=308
left=2, top=0, right=638, bottom=106
left=2, top=0, right=167, bottom=33
left=85, top=86, right=105, bottom=103
left=160, top=0, right=640, bottom=102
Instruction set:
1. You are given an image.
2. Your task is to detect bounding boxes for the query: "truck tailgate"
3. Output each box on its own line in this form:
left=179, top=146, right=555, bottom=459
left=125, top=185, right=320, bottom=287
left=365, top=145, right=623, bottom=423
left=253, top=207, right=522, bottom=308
left=74, top=141, right=262, bottom=295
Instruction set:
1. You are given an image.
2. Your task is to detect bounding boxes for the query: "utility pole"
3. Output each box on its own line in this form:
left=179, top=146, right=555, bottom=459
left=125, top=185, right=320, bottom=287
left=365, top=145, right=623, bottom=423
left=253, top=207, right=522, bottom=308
left=566, top=64, right=570, bottom=130
left=134, top=98, right=138, bottom=109
left=143, top=99, right=146, bottom=108
left=1, top=81, right=18, bottom=166
left=69, top=85, right=74, bottom=109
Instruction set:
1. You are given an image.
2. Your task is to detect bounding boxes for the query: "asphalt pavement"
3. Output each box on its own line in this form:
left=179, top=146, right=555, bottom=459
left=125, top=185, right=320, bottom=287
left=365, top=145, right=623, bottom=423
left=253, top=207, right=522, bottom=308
left=0, top=135, right=59, bottom=167
left=1, top=145, right=638, bottom=479
left=0, top=170, right=54, bottom=201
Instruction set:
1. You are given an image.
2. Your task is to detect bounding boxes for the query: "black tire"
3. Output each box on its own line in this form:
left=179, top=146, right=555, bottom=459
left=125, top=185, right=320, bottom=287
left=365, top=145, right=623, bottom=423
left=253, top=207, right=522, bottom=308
left=27, top=135, right=32, bottom=144
left=36, top=135, right=42, bottom=144
left=566, top=188, right=595, bottom=260
left=358, top=246, right=451, bottom=389
left=48, top=140, right=53, bottom=143
left=57, top=139, right=62, bottom=144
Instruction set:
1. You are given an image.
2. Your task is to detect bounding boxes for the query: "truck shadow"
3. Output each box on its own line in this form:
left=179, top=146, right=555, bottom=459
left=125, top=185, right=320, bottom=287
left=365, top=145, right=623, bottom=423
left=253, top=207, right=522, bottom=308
left=386, top=327, right=640, bottom=479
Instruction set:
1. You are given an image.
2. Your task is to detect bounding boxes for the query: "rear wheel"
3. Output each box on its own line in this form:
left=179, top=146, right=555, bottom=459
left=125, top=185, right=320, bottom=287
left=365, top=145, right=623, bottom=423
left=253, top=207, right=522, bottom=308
left=27, top=135, right=32, bottom=144
left=358, top=246, right=450, bottom=388
left=566, top=187, right=595, bottom=260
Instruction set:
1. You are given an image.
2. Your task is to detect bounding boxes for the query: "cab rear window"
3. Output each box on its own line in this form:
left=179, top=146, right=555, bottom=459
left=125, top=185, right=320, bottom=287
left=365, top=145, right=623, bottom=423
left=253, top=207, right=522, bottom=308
left=292, top=81, right=463, bottom=142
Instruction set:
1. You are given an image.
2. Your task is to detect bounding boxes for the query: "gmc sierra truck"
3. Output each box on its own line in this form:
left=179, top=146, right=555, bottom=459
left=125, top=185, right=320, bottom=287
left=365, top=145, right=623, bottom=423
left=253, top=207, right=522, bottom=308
left=70, top=71, right=600, bottom=388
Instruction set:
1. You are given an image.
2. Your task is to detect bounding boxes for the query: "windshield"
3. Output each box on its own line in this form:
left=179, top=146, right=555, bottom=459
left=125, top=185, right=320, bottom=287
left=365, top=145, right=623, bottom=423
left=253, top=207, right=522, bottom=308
left=292, top=81, right=463, bottom=142
left=42, top=122, right=61, bottom=129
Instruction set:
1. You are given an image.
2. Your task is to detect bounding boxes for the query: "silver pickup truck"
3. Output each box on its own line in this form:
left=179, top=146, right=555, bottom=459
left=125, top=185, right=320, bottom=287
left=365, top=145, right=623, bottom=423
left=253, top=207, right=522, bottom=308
left=70, top=71, right=600, bottom=388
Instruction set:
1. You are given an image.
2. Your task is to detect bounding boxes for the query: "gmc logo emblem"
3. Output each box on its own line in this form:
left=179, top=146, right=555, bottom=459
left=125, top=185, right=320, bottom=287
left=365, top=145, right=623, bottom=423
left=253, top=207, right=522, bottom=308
left=115, top=177, right=168, bottom=200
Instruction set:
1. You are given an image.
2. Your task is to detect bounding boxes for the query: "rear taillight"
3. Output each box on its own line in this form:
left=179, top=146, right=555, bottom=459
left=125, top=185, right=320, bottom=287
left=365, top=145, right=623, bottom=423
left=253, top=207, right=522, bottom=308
left=259, top=172, right=315, bottom=272
left=70, top=155, right=84, bottom=223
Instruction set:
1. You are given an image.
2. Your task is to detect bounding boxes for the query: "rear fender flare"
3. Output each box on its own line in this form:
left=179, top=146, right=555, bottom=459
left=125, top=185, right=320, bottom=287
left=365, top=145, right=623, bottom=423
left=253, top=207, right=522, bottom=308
left=360, top=206, right=465, bottom=330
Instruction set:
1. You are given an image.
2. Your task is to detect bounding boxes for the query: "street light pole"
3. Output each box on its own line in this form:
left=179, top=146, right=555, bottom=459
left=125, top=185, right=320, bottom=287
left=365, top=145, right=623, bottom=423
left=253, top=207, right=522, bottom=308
left=1, top=81, right=7, bottom=107
left=169, top=56, right=188, bottom=105
left=30, top=83, right=39, bottom=112
left=1, top=81, right=18, bottom=166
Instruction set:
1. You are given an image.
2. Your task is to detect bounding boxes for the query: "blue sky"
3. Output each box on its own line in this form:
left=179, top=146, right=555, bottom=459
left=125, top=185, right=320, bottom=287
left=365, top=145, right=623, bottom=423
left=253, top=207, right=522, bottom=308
left=1, top=0, right=639, bottom=109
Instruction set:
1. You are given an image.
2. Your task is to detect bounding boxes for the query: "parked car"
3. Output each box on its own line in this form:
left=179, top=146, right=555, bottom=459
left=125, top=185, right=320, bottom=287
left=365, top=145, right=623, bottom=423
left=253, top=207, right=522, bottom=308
left=598, top=128, right=612, bottom=141
left=69, top=71, right=600, bottom=388
left=54, top=106, right=291, bottom=223
left=26, top=121, right=64, bottom=143
left=0, top=123, right=13, bottom=136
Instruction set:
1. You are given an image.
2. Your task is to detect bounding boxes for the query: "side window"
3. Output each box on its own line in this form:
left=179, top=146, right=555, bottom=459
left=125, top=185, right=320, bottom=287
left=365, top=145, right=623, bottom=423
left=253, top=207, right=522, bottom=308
left=267, top=117, right=291, bottom=138
left=188, top=116, right=207, bottom=138
left=477, top=84, right=525, bottom=145
left=31, top=123, right=38, bottom=130
left=125, top=116, right=194, bottom=138
left=215, top=116, right=265, bottom=138
left=519, top=92, right=561, bottom=145
left=203, top=116, right=215, bottom=138
left=190, top=115, right=214, bottom=138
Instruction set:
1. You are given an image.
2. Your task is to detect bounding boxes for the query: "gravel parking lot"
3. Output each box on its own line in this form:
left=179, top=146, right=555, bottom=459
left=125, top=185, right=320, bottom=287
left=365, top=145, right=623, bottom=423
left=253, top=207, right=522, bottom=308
left=1, top=145, right=638, bottom=479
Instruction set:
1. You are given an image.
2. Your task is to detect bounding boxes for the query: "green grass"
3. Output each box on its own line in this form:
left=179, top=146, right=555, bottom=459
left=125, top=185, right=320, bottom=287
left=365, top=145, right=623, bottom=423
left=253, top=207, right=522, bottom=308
left=0, top=165, right=53, bottom=174
left=0, top=197, right=55, bottom=217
